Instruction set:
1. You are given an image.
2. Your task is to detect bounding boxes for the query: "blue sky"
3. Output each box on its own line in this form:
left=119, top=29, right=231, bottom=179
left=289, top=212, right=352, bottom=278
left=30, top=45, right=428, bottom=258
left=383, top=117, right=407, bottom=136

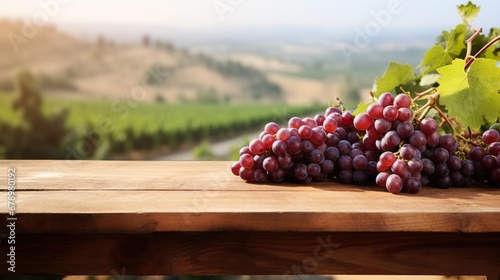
left=1, top=0, right=498, bottom=32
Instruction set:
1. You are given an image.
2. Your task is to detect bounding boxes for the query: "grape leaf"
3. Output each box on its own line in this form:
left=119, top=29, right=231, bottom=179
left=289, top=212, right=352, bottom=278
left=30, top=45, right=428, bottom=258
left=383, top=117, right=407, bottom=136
left=485, top=27, right=500, bottom=61
left=420, top=73, right=440, bottom=87
left=436, top=58, right=500, bottom=130
left=457, top=1, right=480, bottom=25
left=353, top=100, right=373, bottom=116
left=421, top=24, right=467, bottom=74
left=372, top=62, right=416, bottom=97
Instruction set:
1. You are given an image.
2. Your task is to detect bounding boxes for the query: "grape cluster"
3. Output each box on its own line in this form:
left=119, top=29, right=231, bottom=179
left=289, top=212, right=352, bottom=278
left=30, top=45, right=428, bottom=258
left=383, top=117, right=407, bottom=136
left=231, top=92, right=500, bottom=193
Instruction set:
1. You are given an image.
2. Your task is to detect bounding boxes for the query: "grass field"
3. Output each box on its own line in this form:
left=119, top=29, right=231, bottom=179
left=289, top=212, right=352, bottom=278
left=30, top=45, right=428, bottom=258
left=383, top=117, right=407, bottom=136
left=0, top=93, right=323, bottom=158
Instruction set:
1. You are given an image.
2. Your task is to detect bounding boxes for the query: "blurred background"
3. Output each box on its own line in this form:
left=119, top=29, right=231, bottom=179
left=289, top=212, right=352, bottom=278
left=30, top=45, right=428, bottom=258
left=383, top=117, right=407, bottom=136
left=0, top=0, right=498, bottom=161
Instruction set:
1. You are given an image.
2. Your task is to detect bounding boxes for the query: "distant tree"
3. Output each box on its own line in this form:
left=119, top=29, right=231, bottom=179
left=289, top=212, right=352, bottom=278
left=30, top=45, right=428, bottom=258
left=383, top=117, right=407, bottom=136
left=0, top=69, right=69, bottom=159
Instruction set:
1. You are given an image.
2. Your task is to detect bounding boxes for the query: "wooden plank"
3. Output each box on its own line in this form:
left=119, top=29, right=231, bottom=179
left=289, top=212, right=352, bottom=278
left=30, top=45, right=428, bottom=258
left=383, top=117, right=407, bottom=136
left=1, top=189, right=500, bottom=233
left=1, top=232, right=499, bottom=275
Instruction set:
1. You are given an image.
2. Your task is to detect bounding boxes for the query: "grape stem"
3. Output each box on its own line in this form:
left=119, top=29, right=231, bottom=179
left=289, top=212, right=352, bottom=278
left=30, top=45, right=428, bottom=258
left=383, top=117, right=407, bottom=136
left=412, top=87, right=436, bottom=103
left=464, top=26, right=483, bottom=68
left=464, top=25, right=500, bottom=70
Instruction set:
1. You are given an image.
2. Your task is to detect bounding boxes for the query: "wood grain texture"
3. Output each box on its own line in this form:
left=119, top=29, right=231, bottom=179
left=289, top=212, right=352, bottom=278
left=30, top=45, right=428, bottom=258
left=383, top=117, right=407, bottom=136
left=0, top=160, right=500, bottom=233
left=0, top=232, right=499, bottom=275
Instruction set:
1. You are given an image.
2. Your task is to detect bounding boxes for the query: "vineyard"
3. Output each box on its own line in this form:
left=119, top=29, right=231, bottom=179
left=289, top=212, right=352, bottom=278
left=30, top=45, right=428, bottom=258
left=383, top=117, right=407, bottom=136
left=0, top=92, right=322, bottom=159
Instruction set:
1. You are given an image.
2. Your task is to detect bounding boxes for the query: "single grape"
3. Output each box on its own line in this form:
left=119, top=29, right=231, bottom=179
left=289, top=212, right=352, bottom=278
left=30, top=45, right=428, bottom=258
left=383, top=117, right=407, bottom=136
left=323, top=117, right=338, bottom=133
left=342, top=111, right=355, bottom=126
left=303, top=117, right=317, bottom=128
left=263, top=156, right=279, bottom=173
left=379, top=151, right=396, bottom=167
left=382, top=105, right=398, bottom=121
left=278, top=153, right=294, bottom=169
left=404, top=177, right=422, bottom=193
left=367, top=103, right=384, bottom=119
left=460, top=159, right=474, bottom=177
left=426, top=131, right=441, bottom=148
left=397, top=107, right=413, bottom=122
left=301, top=139, right=315, bottom=154
left=407, top=158, right=423, bottom=173
left=309, top=149, right=325, bottom=164
left=320, top=160, right=335, bottom=174
left=289, top=128, right=300, bottom=138
left=338, top=155, right=353, bottom=170
left=450, top=171, right=465, bottom=187
left=482, top=155, right=497, bottom=170
left=375, top=118, right=392, bottom=134
left=286, top=137, right=302, bottom=155
left=294, top=164, right=308, bottom=180
left=433, top=147, right=449, bottom=164
left=420, top=118, right=437, bottom=136
left=336, top=127, right=347, bottom=139
left=253, top=168, right=268, bottom=183
left=384, top=131, right=401, bottom=148
left=472, top=161, right=487, bottom=183
left=349, top=148, right=364, bottom=158
left=437, top=176, right=452, bottom=189
left=276, top=128, right=291, bottom=142
left=421, top=158, right=435, bottom=176
left=400, top=144, right=417, bottom=160
left=470, top=146, right=486, bottom=161
left=391, top=159, right=408, bottom=177
left=439, top=134, right=458, bottom=153
left=396, top=121, right=414, bottom=138
left=386, top=174, right=403, bottom=194
left=377, top=161, right=390, bottom=172
left=353, top=113, right=373, bottom=131
left=364, top=150, right=377, bottom=161
left=314, top=114, right=326, bottom=126
left=326, top=132, right=341, bottom=147
left=353, top=155, right=368, bottom=171
left=253, top=154, right=266, bottom=169
left=337, top=140, right=352, bottom=155
left=272, top=140, right=287, bottom=157
left=435, top=163, right=450, bottom=177
left=310, top=127, right=327, bottom=146
left=265, top=122, right=280, bottom=135
left=345, top=131, right=360, bottom=144
left=239, top=153, right=254, bottom=169
left=482, top=129, right=500, bottom=145
left=376, top=172, right=391, bottom=188
left=239, top=167, right=254, bottom=181
left=409, top=131, right=427, bottom=151
left=366, top=125, right=382, bottom=139
left=325, top=146, right=340, bottom=161
left=446, top=155, right=462, bottom=172
left=239, top=146, right=251, bottom=156
left=394, top=93, right=411, bottom=108
left=298, top=125, right=313, bottom=139
left=487, top=142, right=500, bottom=157
left=329, top=112, right=343, bottom=125
left=269, top=168, right=286, bottom=183
left=262, top=133, right=276, bottom=149
left=338, top=169, right=353, bottom=184
left=378, top=92, right=394, bottom=107
left=316, top=143, right=327, bottom=153
left=231, top=161, right=242, bottom=176
left=307, top=163, right=321, bottom=176
left=325, top=107, right=342, bottom=117
left=288, top=117, right=303, bottom=129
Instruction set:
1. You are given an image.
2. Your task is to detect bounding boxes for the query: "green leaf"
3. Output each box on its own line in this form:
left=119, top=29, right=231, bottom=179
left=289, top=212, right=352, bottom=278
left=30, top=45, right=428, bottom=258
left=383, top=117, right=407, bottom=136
left=485, top=27, right=500, bottom=61
left=437, top=58, right=500, bottom=130
left=457, top=1, right=480, bottom=25
left=420, top=73, right=440, bottom=87
left=353, top=100, right=373, bottom=116
left=372, top=62, right=416, bottom=97
left=421, top=24, right=467, bottom=74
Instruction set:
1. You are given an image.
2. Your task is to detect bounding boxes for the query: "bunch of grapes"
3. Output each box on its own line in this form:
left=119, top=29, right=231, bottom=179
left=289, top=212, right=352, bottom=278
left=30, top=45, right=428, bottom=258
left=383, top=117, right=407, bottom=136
left=231, top=92, right=500, bottom=193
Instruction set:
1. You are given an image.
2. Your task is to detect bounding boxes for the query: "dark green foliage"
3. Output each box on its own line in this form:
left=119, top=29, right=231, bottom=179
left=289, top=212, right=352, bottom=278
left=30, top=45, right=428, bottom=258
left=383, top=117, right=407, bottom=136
left=0, top=70, right=69, bottom=159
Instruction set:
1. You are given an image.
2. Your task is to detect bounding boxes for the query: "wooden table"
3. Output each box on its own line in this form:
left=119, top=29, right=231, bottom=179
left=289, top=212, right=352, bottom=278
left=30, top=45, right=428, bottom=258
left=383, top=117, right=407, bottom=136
left=1, top=160, right=499, bottom=278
